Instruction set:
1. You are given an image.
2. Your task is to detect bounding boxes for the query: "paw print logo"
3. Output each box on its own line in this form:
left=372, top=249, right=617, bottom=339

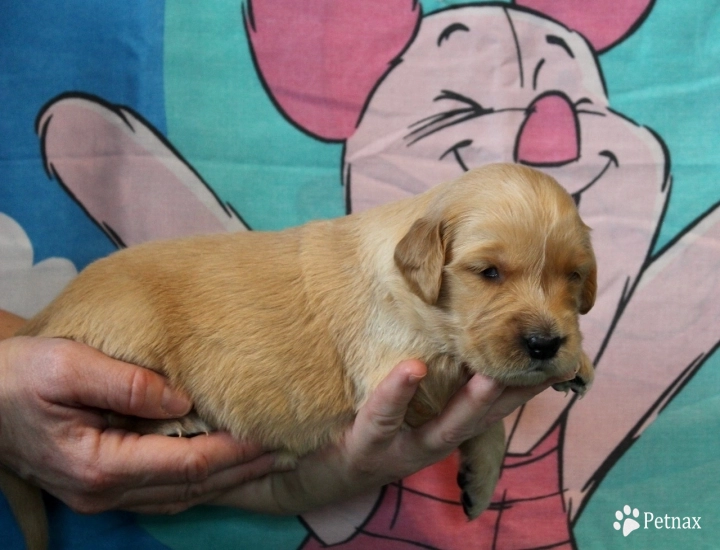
left=614, top=505, right=641, bottom=537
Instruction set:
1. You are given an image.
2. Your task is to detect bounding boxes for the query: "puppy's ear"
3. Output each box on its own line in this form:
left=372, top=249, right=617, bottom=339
left=394, top=216, right=447, bottom=304
left=580, top=260, right=597, bottom=314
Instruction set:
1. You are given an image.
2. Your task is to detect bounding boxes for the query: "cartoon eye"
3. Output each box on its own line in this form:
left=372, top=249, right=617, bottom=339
left=434, top=90, right=491, bottom=113
left=405, top=90, right=494, bottom=146
left=574, top=97, right=604, bottom=116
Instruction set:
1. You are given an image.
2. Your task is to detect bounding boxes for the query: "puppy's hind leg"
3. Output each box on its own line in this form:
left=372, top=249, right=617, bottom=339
left=457, top=421, right=505, bottom=519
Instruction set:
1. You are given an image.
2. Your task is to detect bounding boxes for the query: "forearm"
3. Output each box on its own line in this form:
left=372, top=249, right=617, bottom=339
left=0, top=310, right=25, bottom=339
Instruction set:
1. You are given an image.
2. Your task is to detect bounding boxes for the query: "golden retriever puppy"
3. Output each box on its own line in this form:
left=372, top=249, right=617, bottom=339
left=1, top=163, right=596, bottom=550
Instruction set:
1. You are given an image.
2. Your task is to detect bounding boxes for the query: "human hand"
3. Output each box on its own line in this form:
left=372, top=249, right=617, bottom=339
left=0, top=336, right=280, bottom=515
left=212, top=359, right=557, bottom=514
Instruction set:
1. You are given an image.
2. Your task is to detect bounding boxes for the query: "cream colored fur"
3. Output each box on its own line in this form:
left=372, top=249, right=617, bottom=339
left=2, top=164, right=596, bottom=549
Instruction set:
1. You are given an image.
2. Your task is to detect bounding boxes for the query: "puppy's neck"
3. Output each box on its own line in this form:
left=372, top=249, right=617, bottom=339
left=327, top=204, right=460, bottom=407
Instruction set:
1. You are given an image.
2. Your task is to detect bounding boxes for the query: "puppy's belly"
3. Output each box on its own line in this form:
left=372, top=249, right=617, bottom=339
left=21, top=292, right=357, bottom=458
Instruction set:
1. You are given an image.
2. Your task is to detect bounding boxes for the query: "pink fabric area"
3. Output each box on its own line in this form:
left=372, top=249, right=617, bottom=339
left=246, top=0, right=420, bottom=141
left=516, top=93, right=580, bottom=166
left=515, top=0, right=654, bottom=51
left=302, top=427, right=570, bottom=549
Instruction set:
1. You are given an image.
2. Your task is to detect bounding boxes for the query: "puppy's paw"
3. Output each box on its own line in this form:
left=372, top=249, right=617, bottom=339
left=554, top=352, right=594, bottom=396
left=552, top=375, right=588, bottom=396
left=107, top=410, right=214, bottom=437
left=456, top=464, right=494, bottom=520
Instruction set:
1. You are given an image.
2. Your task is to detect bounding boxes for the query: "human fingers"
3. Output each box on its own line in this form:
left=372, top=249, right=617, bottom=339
left=482, top=380, right=557, bottom=425
left=214, top=360, right=429, bottom=514
left=26, top=338, right=192, bottom=418
left=114, top=454, right=283, bottom=514
left=416, top=374, right=505, bottom=456
left=53, top=431, right=277, bottom=514
left=348, top=359, right=426, bottom=451
left=418, top=375, right=556, bottom=454
left=95, top=430, right=272, bottom=487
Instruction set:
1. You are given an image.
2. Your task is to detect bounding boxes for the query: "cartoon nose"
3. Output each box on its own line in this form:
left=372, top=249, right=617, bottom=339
left=515, top=93, right=579, bottom=166
left=525, top=335, right=562, bottom=361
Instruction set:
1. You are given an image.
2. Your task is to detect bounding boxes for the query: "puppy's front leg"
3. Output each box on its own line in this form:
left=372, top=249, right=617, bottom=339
left=457, top=420, right=505, bottom=519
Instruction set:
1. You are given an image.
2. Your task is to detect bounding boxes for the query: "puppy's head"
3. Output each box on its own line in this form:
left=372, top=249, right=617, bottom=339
left=394, top=164, right=596, bottom=390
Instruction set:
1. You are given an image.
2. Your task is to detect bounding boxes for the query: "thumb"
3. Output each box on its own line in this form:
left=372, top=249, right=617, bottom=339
left=38, top=339, right=192, bottom=418
left=351, top=360, right=426, bottom=447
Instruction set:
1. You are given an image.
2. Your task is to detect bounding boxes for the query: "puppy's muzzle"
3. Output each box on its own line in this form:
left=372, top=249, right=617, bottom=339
left=524, top=334, right=588, bottom=395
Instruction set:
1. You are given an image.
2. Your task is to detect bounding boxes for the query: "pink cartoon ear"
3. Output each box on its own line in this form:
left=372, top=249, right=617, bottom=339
left=244, top=0, right=420, bottom=142
left=514, top=0, right=655, bottom=52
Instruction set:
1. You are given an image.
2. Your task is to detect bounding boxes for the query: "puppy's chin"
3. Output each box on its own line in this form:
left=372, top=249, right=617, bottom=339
left=490, top=368, right=552, bottom=388
left=463, top=357, right=580, bottom=388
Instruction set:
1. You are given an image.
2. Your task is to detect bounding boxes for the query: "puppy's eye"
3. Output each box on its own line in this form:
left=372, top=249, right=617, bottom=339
left=568, top=271, right=582, bottom=282
left=481, top=267, right=500, bottom=280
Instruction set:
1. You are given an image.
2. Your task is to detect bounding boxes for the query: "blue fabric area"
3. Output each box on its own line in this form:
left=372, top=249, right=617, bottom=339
left=0, top=1, right=166, bottom=270
left=0, top=491, right=24, bottom=549
left=45, top=496, right=170, bottom=550
left=0, top=1, right=169, bottom=546
left=0, top=492, right=172, bottom=550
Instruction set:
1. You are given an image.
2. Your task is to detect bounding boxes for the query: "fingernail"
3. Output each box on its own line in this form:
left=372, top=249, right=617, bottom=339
left=161, top=387, right=192, bottom=416
left=398, top=360, right=427, bottom=385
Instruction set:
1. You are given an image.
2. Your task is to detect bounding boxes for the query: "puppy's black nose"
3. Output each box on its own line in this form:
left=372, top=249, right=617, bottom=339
left=525, top=335, right=562, bottom=360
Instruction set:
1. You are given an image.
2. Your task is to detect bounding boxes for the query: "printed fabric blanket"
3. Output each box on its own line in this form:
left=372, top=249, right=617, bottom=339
left=1, top=1, right=718, bottom=548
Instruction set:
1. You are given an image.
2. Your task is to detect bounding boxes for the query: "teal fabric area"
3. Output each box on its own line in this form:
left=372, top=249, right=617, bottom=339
left=141, top=506, right=308, bottom=550
left=576, top=376, right=720, bottom=550
left=601, top=1, right=720, bottom=253
left=163, top=0, right=345, bottom=231
left=163, top=0, right=720, bottom=245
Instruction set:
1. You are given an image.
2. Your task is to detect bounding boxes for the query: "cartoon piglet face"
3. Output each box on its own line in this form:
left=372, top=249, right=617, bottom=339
left=345, top=6, right=668, bottom=220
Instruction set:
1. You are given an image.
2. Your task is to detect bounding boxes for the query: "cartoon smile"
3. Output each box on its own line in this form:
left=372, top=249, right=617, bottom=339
left=422, top=90, right=620, bottom=200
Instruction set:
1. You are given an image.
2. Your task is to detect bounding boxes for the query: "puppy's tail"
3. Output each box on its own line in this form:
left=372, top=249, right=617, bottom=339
left=0, top=466, right=48, bottom=550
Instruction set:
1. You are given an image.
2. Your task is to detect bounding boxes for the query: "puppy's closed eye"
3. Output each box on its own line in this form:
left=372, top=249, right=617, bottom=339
left=480, top=266, right=500, bottom=280
left=467, top=264, right=501, bottom=281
